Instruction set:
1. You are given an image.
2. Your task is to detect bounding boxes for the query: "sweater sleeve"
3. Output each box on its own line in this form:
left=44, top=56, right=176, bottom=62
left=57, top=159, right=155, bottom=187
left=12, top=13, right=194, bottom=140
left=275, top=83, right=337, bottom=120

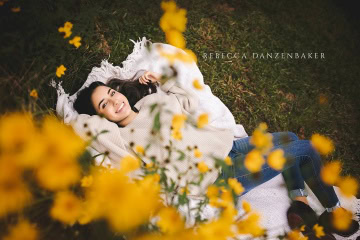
left=70, top=114, right=137, bottom=169
left=159, top=79, right=200, bottom=114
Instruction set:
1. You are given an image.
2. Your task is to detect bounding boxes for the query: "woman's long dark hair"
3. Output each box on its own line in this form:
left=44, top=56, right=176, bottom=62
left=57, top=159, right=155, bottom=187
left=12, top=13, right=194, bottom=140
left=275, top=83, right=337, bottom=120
left=73, top=70, right=158, bottom=116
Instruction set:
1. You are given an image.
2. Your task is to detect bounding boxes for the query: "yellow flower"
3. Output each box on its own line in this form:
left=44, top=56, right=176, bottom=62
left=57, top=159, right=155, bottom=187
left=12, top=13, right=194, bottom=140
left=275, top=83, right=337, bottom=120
left=50, top=191, right=82, bottom=224
left=171, top=128, right=182, bottom=140
left=3, top=219, right=38, bottom=240
left=29, top=89, right=38, bottom=99
left=81, top=175, right=93, bottom=187
left=197, top=217, right=235, bottom=240
left=179, top=187, right=189, bottom=195
left=58, top=22, right=73, bottom=38
left=194, top=148, right=202, bottom=158
left=250, top=128, right=273, bottom=154
left=0, top=159, right=32, bottom=217
left=197, top=113, right=209, bottom=128
left=332, top=207, right=353, bottom=231
left=69, top=36, right=82, bottom=48
left=313, top=224, right=325, bottom=238
left=161, top=0, right=177, bottom=12
left=310, top=133, right=334, bottom=155
left=160, top=2, right=187, bottom=33
left=11, top=7, right=20, bottom=12
left=165, top=30, right=185, bottom=49
left=157, top=207, right=185, bottom=234
left=64, top=21, right=73, bottom=30
left=300, top=225, right=306, bottom=232
left=56, top=65, right=66, bottom=77
left=197, top=161, right=209, bottom=173
left=258, top=122, right=268, bottom=131
left=36, top=157, right=81, bottom=190
left=184, top=49, right=197, bottom=63
left=83, top=170, right=162, bottom=232
left=337, top=176, right=358, bottom=198
left=145, top=161, right=154, bottom=169
left=267, top=149, right=286, bottom=170
left=171, top=114, right=187, bottom=130
left=244, top=149, right=265, bottom=173
left=193, top=79, right=203, bottom=90
left=224, top=156, right=232, bottom=166
left=228, top=178, right=245, bottom=195
left=236, top=212, right=264, bottom=237
left=242, top=200, right=251, bottom=213
left=287, top=230, right=308, bottom=240
left=135, top=145, right=145, bottom=155
left=320, top=161, right=342, bottom=185
left=206, top=185, right=219, bottom=199
left=318, top=93, right=328, bottom=105
left=120, top=155, right=141, bottom=174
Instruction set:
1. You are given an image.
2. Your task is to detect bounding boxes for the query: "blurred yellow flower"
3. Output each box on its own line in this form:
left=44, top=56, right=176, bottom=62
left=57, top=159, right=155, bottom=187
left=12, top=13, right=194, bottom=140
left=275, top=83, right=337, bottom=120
left=58, top=21, right=73, bottom=38
left=36, top=157, right=81, bottom=190
left=267, top=149, right=286, bottom=170
left=81, top=175, right=93, bottom=187
left=157, top=207, right=185, bottom=234
left=69, top=36, right=82, bottom=48
left=50, top=191, right=82, bottom=225
left=179, top=186, right=189, bottom=195
left=194, top=148, right=202, bottom=158
left=135, top=145, right=145, bottom=155
left=161, top=0, right=177, bottom=13
left=242, top=200, right=251, bottom=213
left=197, top=161, right=209, bottom=173
left=228, top=178, right=244, bottom=195
left=29, top=89, right=38, bottom=99
left=250, top=128, right=273, bottom=154
left=224, top=156, right=232, bottom=166
left=160, top=2, right=187, bottom=33
left=337, top=176, right=358, bottom=197
left=244, top=149, right=265, bottom=173
left=318, top=93, right=328, bottom=105
left=184, top=49, right=197, bottom=63
left=171, top=128, right=182, bottom=140
left=197, top=113, right=209, bottom=128
left=83, top=170, right=161, bottom=232
left=206, top=185, right=219, bottom=199
left=197, top=217, right=235, bottom=240
left=313, top=224, right=325, bottom=238
left=11, top=7, right=20, bottom=12
left=193, top=79, right=203, bottom=90
left=145, top=161, right=154, bottom=169
left=165, top=30, right=185, bottom=49
left=36, top=116, right=84, bottom=190
left=258, top=122, right=268, bottom=131
left=310, top=133, right=334, bottom=155
left=332, top=207, right=353, bottom=231
left=0, top=159, right=32, bottom=217
left=3, top=219, right=38, bottom=240
left=56, top=65, right=66, bottom=77
left=236, top=212, right=264, bottom=237
left=172, top=114, right=187, bottom=130
left=120, top=155, right=141, bottom=174
left=287, top=230, right=307, bottom=240
left=320, top=161, right=341, bottom=185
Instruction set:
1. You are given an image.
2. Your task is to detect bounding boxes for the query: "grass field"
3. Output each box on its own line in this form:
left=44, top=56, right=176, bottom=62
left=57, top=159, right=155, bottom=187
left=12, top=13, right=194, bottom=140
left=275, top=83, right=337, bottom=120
left=1, top=0, right=359, bottom=187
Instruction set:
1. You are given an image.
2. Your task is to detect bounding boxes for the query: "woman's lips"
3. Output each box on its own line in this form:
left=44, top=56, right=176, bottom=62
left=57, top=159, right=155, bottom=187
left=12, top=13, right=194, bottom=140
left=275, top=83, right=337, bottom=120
left=116, top=102, right=125, bottom=113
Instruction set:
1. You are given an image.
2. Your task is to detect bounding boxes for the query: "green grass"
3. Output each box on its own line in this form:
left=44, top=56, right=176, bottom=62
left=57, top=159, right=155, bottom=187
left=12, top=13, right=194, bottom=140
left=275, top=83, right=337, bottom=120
left=1, top=0, right=359, bottom=189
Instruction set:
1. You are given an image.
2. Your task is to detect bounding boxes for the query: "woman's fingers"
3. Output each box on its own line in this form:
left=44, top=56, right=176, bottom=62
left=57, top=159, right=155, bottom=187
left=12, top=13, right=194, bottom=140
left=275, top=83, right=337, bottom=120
left=139, top=75, right=149, bottom=84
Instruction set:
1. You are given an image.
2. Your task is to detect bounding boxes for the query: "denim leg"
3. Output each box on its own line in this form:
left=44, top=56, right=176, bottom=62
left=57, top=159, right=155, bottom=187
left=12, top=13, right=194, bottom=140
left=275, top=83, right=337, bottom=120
left=221, top=132, right=302, bottom=194
left=219, top=133, right=339, bottom=208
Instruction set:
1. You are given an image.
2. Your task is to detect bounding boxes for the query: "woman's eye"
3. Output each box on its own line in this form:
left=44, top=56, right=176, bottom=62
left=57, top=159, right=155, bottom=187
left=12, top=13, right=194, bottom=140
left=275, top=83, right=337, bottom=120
left=102, top=103, right=107, bottom=109
left=111, top=91, right=115, bottom=96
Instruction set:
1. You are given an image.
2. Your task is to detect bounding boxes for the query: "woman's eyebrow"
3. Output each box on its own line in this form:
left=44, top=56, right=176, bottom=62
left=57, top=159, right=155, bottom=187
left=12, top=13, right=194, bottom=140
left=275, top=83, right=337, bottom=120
left=98, top=88, right=112, bottom=110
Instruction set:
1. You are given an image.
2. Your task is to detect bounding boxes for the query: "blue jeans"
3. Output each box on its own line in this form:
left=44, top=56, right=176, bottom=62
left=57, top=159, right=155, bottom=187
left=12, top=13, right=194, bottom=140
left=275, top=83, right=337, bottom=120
left=217, top=132, right=339, bottom=208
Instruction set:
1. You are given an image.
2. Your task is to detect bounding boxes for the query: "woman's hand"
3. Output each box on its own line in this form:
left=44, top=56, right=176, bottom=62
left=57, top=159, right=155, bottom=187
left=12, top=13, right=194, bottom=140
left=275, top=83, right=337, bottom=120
left=139, top=71, right=161, bottom=85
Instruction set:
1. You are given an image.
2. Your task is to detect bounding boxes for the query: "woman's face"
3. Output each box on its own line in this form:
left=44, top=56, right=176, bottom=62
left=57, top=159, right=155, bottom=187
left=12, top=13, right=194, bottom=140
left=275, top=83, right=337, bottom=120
left=91, top=86, right=132, bottom=124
